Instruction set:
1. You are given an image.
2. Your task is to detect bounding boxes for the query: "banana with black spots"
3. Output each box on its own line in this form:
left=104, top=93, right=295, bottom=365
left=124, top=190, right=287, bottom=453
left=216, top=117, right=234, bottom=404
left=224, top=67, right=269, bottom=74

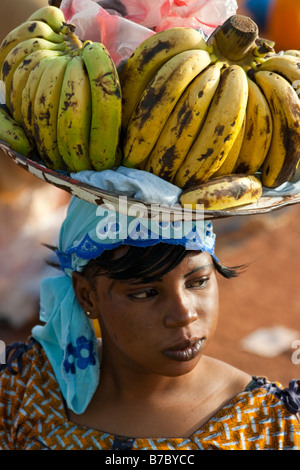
left=174, top=64, right=248, bottom=189
left=123, top=49, right=212, bottom=169
left=212, top=117, right=246, bottom=177
left=82, top=41, right=122, bottom=171
left=179, top=174, right=262, bottom=210
left=145, top=62, right=222, bottom=182
left=257, top=54, right=300, bottom=85
left=21, top=55, right=59, bottom=143
left=34, top=55, right=71, bottom=169
left=0, top=21, right=65, bottom=71
left=57, top=55, right=92, bottom=172
left=283, top=50, right=300, bottom=59
left=254, top=70, right=300, bottom=188
left=1, top=37, right=66, bottom=106
left=9, top=49, right=65, bottom=124
left=27, top=5, right=68, bottom=34
left=0, top=104, right=34, bottom=156
left=233, top=77, right=273, bottom=175
left=120, top=27, right=208, bottom=131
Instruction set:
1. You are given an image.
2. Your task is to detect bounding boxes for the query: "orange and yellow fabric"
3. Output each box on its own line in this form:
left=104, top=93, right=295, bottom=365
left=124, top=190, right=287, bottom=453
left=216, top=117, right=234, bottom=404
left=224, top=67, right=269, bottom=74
left=1, top=339, right=299, bottom=450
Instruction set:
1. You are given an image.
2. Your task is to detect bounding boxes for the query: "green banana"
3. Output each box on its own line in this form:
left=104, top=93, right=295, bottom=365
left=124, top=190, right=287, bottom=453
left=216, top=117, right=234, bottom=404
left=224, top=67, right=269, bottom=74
left=123, top=49, right=212, bottom=169
left=82, top=41, right=122, bottom=171
left=120, top=27, right=208, bottom=131
left=57, top=55, right=92, bottom=172
left=34, top=55, right=71, bottom=170
left=0, top=105, right=34, bottom=156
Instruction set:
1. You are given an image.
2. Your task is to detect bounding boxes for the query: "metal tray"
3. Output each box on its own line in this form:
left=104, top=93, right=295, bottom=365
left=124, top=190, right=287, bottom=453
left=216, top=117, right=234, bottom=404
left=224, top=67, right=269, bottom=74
left=2, top=140, right=300, bottom=220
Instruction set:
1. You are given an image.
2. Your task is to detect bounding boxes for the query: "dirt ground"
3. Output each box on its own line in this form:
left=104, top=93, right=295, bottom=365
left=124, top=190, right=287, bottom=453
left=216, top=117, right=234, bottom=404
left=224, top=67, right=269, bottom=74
left=1, top=200, right=299, bottom=388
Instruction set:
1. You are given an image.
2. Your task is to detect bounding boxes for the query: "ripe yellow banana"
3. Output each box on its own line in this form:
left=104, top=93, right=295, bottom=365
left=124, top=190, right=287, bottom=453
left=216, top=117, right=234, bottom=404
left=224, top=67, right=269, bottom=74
left=0, top=20, right=65, bottom=71
left=57, top=55, right=92, bottom=172
left=1, top=37, right=66, bottom=106
left=174, top=64, right=248, bottom=189
left=120, top=27, right=208, bottom=131
left=254, top=70, right=300, bottom=188
left=27, top=5, right=68, bottom=33
left=34, top=55, right=71, bottom=169
left=233, top=77, right=272, bottom=174
left=257, top=54, right=300, bottom=85
left=81, top=41, right=122, bottom=171
left=145, top=62, right=222, bottom=182
left=179, top=174, right=262, bottom=210
left=212, top=117, right=246, bottom=178
left=21, top=55, right=59, bottom=143
left=0, top=105, right=34, bottom=156
left=123, top=49, right=212, bottom=169
left=9, top=49, right=65, bottom=124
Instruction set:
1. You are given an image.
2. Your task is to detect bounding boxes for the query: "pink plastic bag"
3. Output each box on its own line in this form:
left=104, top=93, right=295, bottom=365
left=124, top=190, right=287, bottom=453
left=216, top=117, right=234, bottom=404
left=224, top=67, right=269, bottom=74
left=61, top=0, right=237, bottom=66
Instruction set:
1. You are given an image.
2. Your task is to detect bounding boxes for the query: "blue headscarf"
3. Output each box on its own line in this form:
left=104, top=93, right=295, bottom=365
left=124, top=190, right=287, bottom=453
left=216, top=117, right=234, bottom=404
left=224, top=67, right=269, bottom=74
left=32, top=168, right=217, bottom=414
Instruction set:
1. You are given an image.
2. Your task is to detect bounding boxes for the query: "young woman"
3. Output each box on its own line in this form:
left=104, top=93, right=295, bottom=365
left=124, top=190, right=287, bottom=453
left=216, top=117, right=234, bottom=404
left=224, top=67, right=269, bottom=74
left=0, top=196, right=299, bottom=450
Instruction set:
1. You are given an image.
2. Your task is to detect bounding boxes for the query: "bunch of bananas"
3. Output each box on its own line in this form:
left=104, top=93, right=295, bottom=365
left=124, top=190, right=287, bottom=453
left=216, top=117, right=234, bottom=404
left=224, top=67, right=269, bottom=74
left=0, top=5, right=122, bottom=172
left=120, top=15, right=300, bottom=210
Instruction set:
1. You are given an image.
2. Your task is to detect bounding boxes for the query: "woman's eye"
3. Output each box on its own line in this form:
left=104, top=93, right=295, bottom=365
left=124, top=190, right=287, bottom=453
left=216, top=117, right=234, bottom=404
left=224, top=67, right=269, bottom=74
left=187, top=278, right=209, bottom=289
left=129, top=289, right=157, bottom=300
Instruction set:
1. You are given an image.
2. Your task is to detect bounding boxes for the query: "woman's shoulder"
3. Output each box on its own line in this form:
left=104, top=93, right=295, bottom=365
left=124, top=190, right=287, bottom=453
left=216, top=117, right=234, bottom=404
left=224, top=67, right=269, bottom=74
left=201, top=356, right=300, bottom=419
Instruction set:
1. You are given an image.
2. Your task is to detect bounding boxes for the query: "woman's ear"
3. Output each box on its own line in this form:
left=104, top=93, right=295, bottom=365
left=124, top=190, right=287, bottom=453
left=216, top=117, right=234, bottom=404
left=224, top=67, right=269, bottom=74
left=72, top=271, right=97, bottom=318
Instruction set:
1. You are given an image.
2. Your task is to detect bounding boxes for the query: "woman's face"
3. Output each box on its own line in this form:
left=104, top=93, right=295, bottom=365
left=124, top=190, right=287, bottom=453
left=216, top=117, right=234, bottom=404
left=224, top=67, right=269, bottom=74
left=78, top=250, right=219, bottom=378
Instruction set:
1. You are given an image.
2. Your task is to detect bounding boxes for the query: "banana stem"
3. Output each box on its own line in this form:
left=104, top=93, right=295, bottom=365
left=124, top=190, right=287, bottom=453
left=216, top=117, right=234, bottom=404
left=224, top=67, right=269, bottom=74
left=208, top=15, right=259, bottom=61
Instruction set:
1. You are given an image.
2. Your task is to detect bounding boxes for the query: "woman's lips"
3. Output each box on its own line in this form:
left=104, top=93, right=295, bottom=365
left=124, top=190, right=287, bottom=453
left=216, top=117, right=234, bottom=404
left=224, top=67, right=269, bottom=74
left=162, top=338, right=205, bottom=362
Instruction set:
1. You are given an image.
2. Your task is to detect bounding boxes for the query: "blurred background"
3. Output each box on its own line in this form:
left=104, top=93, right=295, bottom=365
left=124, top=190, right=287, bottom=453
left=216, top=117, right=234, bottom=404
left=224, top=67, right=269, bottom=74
left=0, top=0, right=299, bottom=386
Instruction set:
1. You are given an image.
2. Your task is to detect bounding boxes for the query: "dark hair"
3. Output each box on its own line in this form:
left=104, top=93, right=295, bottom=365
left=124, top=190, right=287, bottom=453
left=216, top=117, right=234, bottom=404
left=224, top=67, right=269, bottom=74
left=81, top=243, right=246, bottom=283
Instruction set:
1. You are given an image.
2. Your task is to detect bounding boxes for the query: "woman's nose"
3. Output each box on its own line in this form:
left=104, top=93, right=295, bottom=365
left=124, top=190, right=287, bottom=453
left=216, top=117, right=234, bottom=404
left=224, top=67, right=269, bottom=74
left=163, top=294, right=198, bottom=328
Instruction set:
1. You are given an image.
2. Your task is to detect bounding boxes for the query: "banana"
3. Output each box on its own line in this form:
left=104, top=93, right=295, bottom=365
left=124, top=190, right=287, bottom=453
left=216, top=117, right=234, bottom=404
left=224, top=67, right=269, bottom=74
left=123, top=49, right=212, bottom=169
left=0, top=104, right=34, bottom=156
left=120, top=27, right=208, bottom=131
left=57, top=55, right=92, bottom=172
left=145, top=62, right=222, bottom=182
left=9, top=49, right=65, bottom=124
left=26, top=5, right=68, bottom=33
left=21, top=55, right=59, bottom=143
left=233, top=77, right=273, bottom=175
left=212, top=117, right=246, bottom=178
left=1, top=37, right=66, bottom=106
left=283, top=50, right=300, bottom=59
left=0, top=21, right=65, bottom=72
left=174, top=64, right=248, bottom=189
left=257, top=54, right=300, bottom=85
left=34, top=55, right=71, bottom=170
left=81, top=41, right=122, bottom=170
left=254, top=71, right=300, bottom=188
left=179, top=174, right=262, bottom=210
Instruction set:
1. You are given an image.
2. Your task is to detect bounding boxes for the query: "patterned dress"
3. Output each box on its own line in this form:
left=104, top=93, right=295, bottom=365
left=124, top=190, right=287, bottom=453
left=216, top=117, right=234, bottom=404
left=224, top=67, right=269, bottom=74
left=0, top=338, right=299, bottom=450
